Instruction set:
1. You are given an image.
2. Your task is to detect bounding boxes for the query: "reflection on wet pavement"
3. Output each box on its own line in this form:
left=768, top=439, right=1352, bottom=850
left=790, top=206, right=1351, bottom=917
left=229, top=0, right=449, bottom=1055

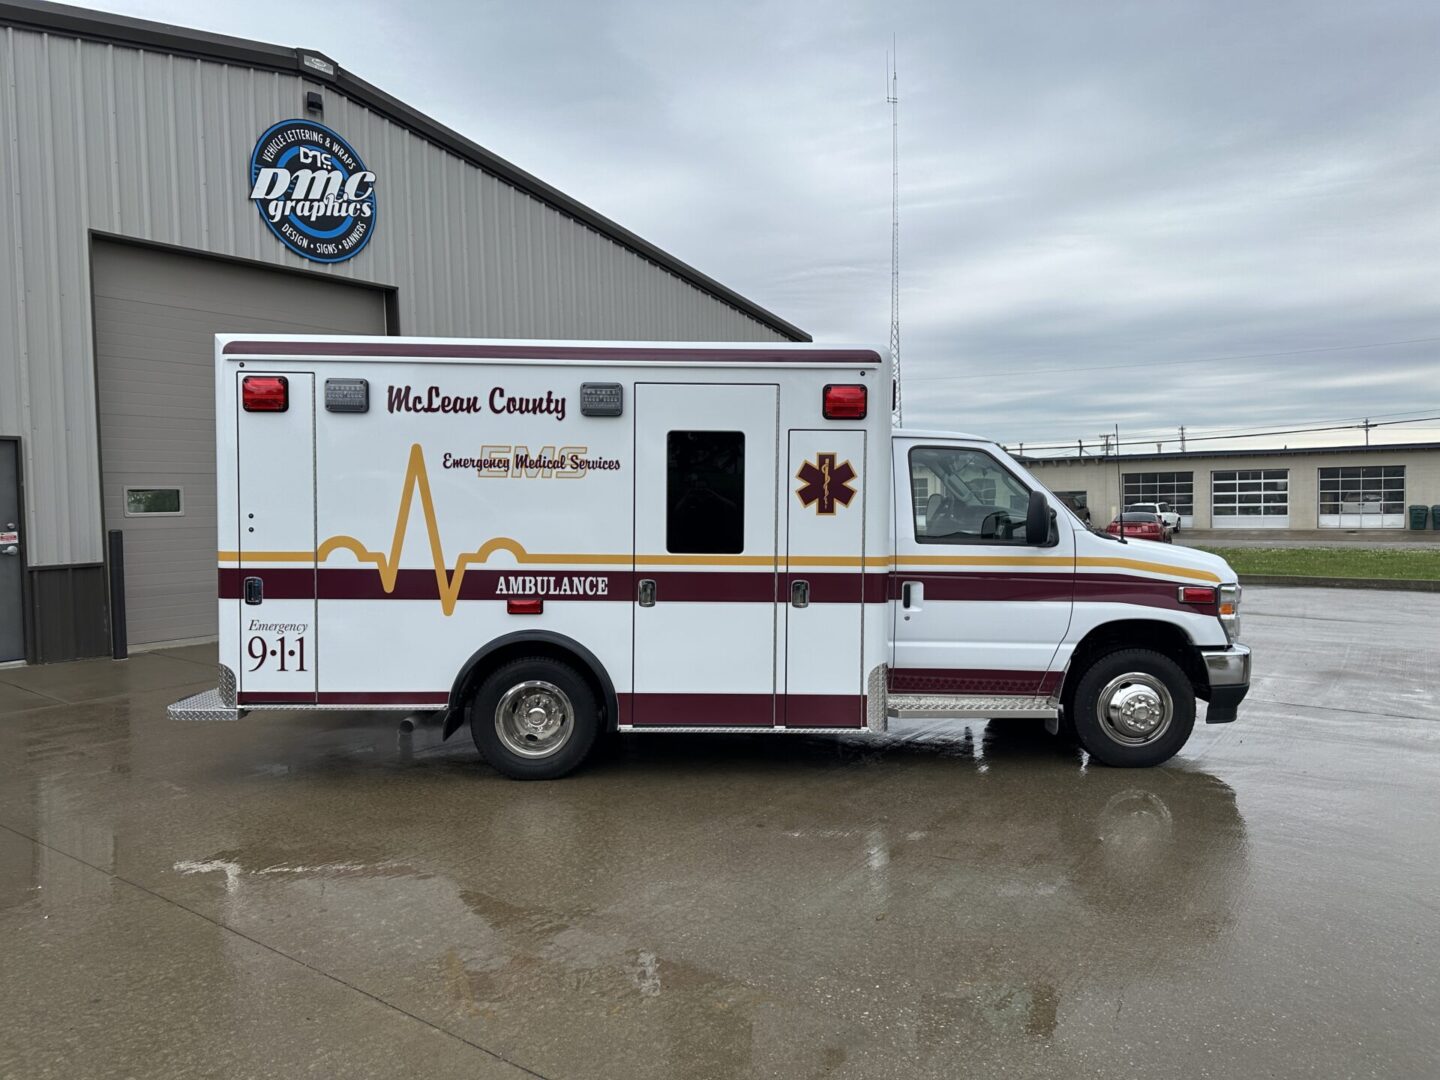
left=1, top=587, right=1438, bottom=1079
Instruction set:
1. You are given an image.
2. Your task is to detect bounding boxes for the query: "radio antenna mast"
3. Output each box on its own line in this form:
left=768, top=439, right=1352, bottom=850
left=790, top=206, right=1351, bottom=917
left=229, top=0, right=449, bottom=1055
left=887, top=39, right=903, bottom=425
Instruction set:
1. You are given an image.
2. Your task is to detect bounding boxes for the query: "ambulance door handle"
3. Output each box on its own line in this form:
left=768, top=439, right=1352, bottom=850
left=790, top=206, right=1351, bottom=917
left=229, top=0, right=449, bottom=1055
left=902, top=581, right=923, bottom=611
left=790, top=579, right=809, bottom=608
left=637, top=578, right=657, bottom=607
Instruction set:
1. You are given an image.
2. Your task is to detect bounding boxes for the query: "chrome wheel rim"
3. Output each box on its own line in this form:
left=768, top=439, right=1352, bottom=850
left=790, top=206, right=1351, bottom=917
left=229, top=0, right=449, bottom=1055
left=1096, top=673, right=1173, bottom=746
left=494, top=680, right=573, bottom=759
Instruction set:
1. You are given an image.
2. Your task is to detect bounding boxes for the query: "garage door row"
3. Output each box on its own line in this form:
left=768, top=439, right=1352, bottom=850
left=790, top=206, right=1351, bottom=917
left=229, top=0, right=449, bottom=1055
left=1120, top=468, right=1410, bottom=530
left=94, top=242, right=388, bottom=646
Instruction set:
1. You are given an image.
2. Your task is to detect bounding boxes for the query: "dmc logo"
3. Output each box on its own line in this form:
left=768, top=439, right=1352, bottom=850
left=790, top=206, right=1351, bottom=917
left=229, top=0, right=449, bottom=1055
left=796, top=453, right=858, bottom=515
left=248, top=120, right=377, bottom=263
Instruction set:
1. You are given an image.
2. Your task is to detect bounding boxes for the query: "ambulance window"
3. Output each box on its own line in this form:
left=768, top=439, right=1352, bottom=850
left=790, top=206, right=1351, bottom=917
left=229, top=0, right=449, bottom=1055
left=667, top=431, right=745, bottom=553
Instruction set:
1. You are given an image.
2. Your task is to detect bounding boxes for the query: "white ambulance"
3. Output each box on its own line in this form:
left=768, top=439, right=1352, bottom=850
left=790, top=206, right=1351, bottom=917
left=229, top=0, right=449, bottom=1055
left=170, top=336, right=1250, bottom=779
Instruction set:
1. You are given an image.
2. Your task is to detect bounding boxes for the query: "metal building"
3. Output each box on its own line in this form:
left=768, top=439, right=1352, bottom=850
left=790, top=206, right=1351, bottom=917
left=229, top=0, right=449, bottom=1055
left=0, top=1, right=807, bottom=663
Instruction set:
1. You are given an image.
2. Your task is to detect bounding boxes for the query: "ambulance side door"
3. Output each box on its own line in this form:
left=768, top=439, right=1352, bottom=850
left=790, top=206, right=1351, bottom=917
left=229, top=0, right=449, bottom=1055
left=630, top=383, right=779, bottom=727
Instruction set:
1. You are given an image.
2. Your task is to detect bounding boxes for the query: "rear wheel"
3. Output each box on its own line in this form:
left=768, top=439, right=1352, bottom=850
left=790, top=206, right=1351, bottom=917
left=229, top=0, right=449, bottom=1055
left=1071, top=649, right=1194, bottom=767
left=469, top=657, right=599, bottom=779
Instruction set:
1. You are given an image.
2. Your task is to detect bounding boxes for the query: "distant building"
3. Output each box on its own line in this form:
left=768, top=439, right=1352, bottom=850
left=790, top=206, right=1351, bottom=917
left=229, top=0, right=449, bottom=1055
left=1022, top=442, right=1440, bottom=532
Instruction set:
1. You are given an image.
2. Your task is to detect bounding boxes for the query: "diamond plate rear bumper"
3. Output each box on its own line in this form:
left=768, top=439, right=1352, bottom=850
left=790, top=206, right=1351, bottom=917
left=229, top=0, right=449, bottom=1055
left=168, top=687, right=244, bottom=722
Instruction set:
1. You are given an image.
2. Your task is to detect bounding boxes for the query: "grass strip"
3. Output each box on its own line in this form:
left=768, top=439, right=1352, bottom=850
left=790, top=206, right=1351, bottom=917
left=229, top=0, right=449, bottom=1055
left=1194, top=546, right=1440, bottom=581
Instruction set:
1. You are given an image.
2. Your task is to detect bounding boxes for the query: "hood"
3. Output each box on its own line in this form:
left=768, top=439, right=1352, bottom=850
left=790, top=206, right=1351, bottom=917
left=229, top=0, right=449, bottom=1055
left=1076, top=530, right=1237, bottom=585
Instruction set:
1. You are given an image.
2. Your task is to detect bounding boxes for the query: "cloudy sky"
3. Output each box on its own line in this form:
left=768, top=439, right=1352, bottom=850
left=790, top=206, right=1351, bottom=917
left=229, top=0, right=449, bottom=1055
left=115, top=0, right=1439, bottom=453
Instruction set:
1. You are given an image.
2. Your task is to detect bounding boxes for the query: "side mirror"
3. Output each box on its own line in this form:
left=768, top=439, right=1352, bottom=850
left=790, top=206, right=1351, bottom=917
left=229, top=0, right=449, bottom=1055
left=1026, top=490, right=1050, bottom=544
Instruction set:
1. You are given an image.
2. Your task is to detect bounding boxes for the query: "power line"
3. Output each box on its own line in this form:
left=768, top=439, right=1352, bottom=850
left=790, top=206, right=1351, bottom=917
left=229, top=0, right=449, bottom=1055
left=904, top=336, right=1440, bottom=384
left=1048, top=405, right=1440, bottom=448
left=1013, top=414, right=1440, bottom=455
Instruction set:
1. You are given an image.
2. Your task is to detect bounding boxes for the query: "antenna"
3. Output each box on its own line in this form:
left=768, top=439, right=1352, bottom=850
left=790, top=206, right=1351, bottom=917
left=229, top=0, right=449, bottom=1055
left=887, top=38, right=902, bottom=425
left=1113, top=423, right=1126, bottom=543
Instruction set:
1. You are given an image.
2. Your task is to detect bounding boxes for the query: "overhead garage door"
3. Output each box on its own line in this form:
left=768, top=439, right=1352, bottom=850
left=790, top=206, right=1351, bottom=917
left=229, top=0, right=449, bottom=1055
left=93, top=242, right=388, bottom=646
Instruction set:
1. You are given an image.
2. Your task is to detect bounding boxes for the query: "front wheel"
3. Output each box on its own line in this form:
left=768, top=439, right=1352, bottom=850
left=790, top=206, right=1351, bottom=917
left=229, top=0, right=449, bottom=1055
left=469, top=657, right=600, bottom=779
left=1071, top=649, right=1195, bottom=767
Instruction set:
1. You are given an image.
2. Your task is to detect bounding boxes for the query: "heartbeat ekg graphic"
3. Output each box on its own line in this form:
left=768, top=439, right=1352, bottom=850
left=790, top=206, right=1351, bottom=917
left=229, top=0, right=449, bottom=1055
left=315, top=444, right=628, bottom=616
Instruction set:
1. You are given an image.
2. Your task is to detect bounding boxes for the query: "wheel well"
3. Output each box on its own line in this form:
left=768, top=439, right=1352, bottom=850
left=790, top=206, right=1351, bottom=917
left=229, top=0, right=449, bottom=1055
left=443, top=633, right=617, bottom=739
left=1059, top=620, right=1207, bottom=708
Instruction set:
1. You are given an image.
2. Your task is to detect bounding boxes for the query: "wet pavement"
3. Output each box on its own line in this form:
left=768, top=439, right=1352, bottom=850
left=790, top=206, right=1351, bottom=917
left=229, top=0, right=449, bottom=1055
left=2, top=588, right=1438, bottom=1079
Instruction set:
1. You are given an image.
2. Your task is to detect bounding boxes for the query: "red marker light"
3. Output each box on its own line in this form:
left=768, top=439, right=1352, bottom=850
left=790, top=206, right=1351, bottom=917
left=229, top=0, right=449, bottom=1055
left=507, top=598, right=543, bottom=615
left=242, top=376, right=289, bottom=412
left=1179, top=586, right=1216, bottom=605
left=823, top=384, right=867, bottom=420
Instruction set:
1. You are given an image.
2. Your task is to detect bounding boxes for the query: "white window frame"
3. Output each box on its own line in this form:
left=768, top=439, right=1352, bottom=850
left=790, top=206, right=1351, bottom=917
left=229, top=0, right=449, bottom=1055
left=122, top=485, right=185, bottom=518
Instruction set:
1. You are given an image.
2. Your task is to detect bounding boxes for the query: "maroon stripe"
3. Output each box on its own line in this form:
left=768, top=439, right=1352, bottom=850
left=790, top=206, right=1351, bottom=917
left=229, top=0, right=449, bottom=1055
left=620, top=693, right=775, bottom=727
left=888, top=668, right=1061, bottom=695
left=237, top=691, right=449, bottom=706
left=652, top=572, right=775, bottom=603
left=890, top=572, right=1075, bottom=603
left=220, top=567, right=316, bottom=599
left=223, top=341, right=882, bottom=365
left=319, top=691, right=449, bottom=705
left=785, top=694, right=865, bottom=728
left=236, top=691, right=316, bottom=705
left=889, top=571, right=1197, bottom=613
left=220, top=567, right=1202, bottom=613
left=221, top=567, right=888, bottom=604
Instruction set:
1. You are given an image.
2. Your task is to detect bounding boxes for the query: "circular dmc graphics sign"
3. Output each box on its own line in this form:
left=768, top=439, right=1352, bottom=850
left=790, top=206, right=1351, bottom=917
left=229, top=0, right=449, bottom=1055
left=248, top=120, right=377, bottom=263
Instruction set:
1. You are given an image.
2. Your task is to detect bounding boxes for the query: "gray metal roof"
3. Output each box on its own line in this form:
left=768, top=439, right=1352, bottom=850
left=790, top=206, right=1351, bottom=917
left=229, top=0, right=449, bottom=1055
left=1019, top=441, right=1440, bottom=465
left=0, top=0, right=811, bottom=343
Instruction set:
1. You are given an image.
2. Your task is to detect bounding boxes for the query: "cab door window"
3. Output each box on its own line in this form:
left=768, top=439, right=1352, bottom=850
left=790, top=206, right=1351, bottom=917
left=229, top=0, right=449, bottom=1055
left=909, top=446, right=1033, bottom=545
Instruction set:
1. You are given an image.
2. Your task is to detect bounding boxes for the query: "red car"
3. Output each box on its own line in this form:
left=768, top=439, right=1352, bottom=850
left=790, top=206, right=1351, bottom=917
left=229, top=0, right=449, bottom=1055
left=1106, top=511, right=1172, bottom=542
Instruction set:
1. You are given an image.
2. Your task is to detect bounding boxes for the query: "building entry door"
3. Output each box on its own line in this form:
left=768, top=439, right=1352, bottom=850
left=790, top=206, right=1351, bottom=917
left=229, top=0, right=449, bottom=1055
left=0, top=440, right=24, bottom=662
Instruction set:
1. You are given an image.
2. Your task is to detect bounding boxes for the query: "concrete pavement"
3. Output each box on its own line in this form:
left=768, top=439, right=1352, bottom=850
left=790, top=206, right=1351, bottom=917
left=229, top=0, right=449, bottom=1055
left=2, top=589, right=1438, bottom=1079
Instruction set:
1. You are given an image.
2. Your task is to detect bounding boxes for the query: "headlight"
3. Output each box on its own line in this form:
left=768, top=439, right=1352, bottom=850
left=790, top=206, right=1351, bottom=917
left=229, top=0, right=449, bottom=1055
left=1218, top=583, right=1241, bottom=644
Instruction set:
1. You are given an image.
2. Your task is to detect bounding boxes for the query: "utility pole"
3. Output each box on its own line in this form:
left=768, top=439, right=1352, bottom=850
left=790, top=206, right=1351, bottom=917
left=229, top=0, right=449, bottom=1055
left=1363, top=417, right=1374, bottom=446
left=1098, top=433, right=1112, bottom=456
left=886, top=40, right=902, bottom=425
left=1179, top=425, right=1186, bottom=453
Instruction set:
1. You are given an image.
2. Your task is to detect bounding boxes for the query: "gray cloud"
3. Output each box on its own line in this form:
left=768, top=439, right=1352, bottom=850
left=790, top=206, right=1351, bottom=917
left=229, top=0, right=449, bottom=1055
left=119, top=0, right=1440, bottom=450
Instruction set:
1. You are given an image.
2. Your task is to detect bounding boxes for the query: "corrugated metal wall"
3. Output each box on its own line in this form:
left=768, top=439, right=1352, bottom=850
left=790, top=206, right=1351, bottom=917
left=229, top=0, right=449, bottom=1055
left=0, top=26, right=785, bottom=566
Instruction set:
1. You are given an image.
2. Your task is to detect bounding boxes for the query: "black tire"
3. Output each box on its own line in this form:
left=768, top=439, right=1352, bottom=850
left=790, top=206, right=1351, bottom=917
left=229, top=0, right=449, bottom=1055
left=469, top=657, right=600, bottom=780
left=1071, top=648, right=1195, bottom=767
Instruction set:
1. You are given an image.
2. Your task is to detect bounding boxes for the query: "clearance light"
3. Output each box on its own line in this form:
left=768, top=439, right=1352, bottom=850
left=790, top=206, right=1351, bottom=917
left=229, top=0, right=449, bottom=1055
left=823, top=384, right=867, bottom=420
left=242, top=376, right=289, bottom=412
left=1178, top=586, right=1216, bottom=605
left=507, top=598, right=543, bottom=615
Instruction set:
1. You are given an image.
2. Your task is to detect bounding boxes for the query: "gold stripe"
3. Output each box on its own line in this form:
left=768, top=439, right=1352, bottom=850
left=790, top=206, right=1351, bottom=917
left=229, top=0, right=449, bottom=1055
left=1075, top=556, right=1220, bottom=582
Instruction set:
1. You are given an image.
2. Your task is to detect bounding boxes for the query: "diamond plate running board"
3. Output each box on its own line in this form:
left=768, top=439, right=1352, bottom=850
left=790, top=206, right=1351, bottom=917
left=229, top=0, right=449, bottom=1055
left=887, top=694, right=1058, bottom=720
left=168, top=688, right=244, bottom=722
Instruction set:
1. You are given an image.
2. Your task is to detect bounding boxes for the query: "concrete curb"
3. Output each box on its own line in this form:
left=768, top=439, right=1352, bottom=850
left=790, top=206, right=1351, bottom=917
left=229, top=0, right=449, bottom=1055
left=1240, top=575, right=1440, bottom=592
